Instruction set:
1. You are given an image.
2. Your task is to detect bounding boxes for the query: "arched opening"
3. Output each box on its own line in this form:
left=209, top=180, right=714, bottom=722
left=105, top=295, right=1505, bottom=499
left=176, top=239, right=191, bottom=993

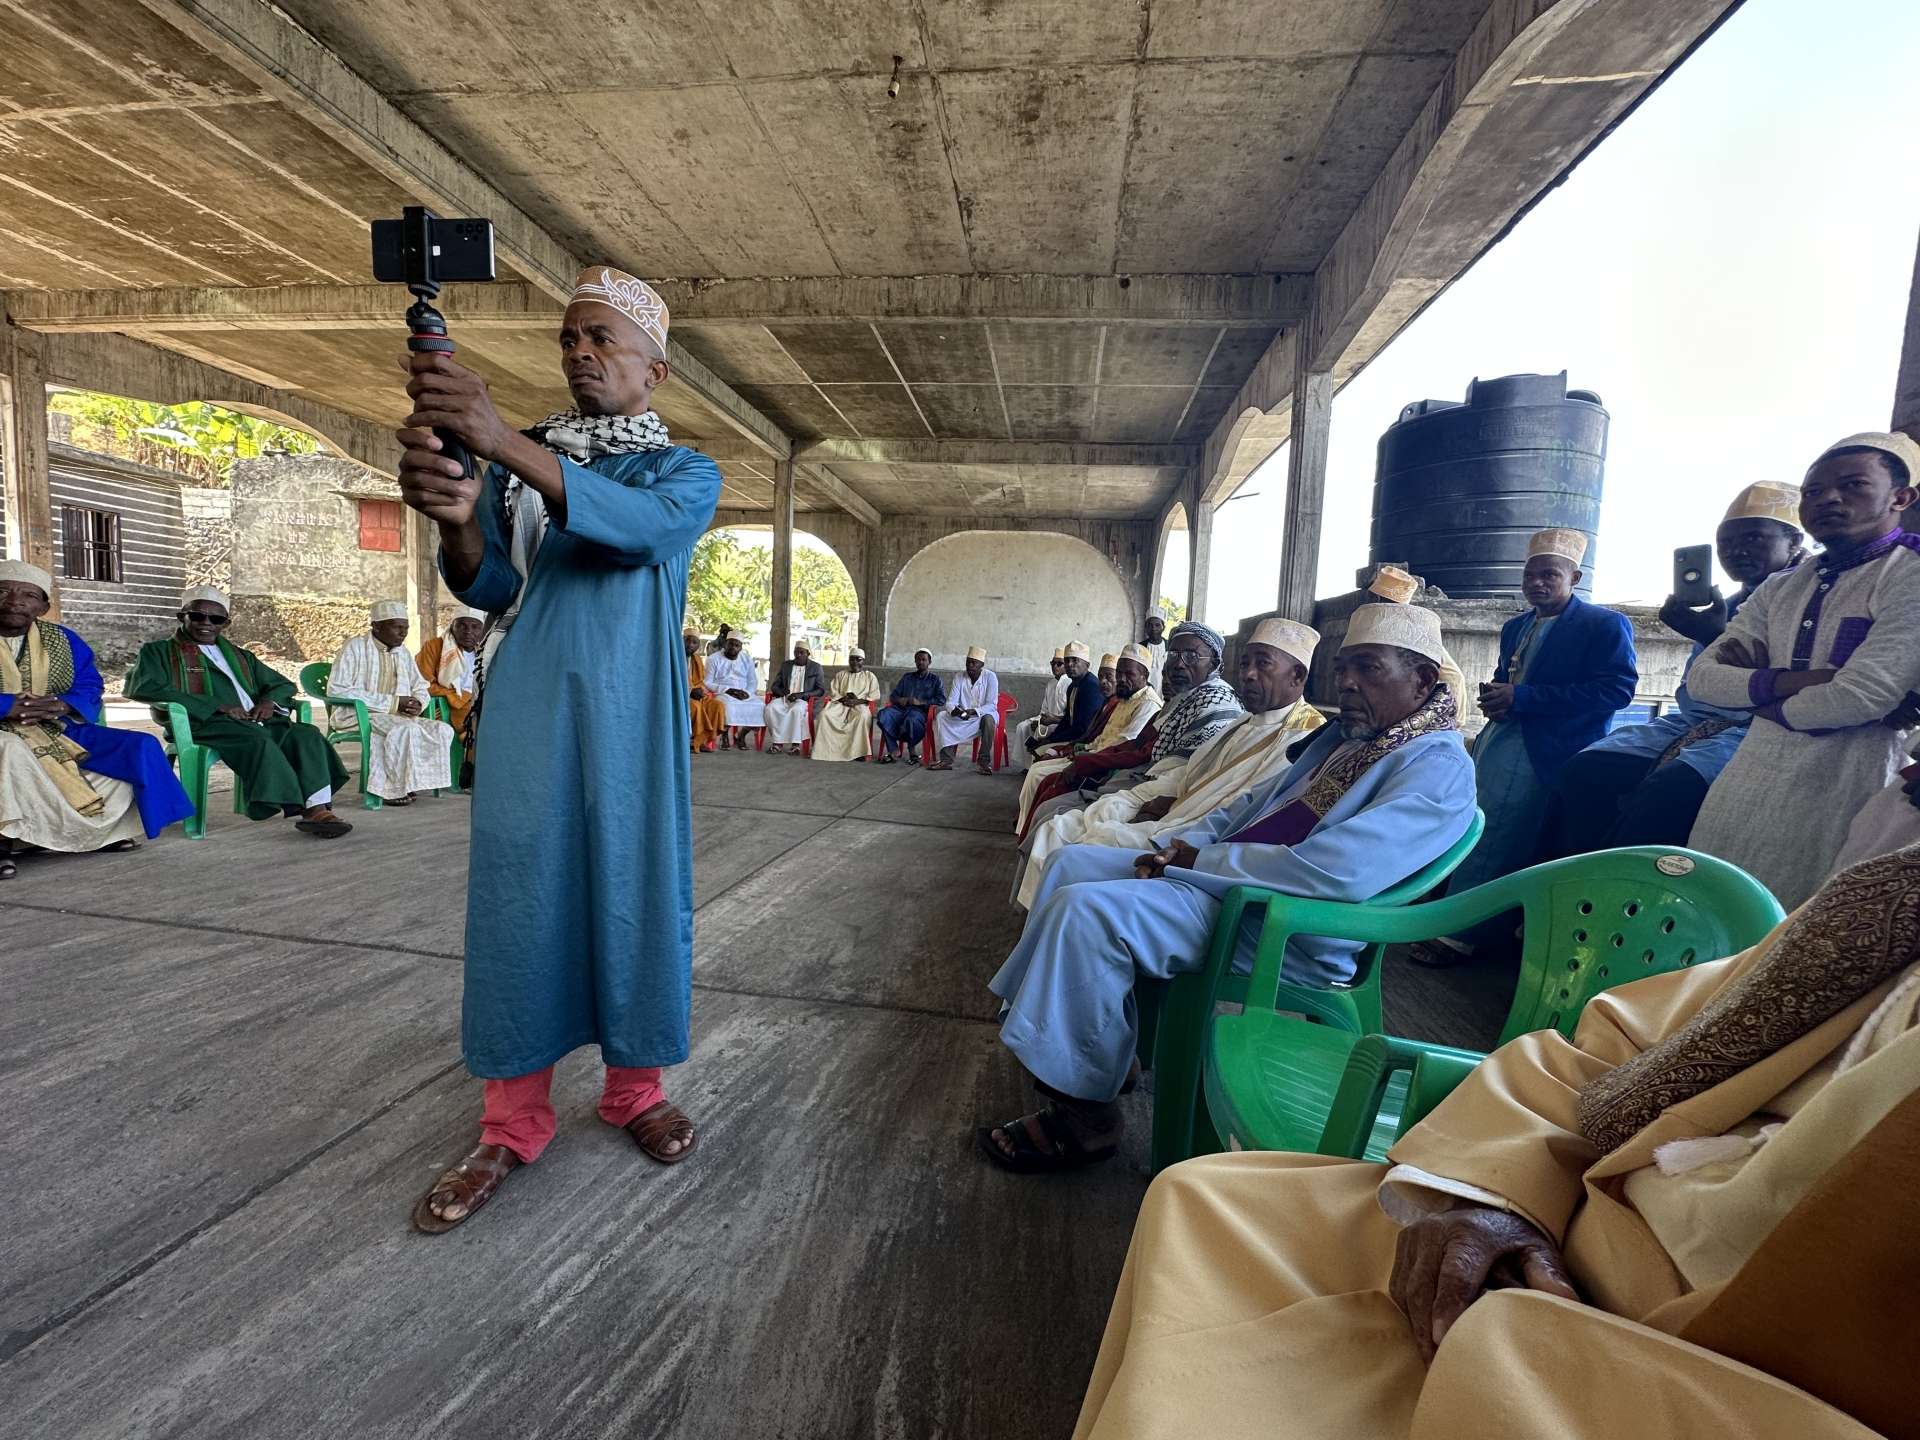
left=883, top=530, right=1135, bottom=675
left=1152, top=503, right=1191, bottom=623
left=686, top=525, right=861, bottom=668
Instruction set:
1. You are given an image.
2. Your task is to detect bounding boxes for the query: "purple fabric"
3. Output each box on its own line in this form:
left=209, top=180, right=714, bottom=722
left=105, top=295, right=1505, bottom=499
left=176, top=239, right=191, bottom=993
left=1830, top=616, right=1874, bottom=666
left=1222, top=797, right=1320, bottom=848
left=1748, top=667, right=1781, bottom=707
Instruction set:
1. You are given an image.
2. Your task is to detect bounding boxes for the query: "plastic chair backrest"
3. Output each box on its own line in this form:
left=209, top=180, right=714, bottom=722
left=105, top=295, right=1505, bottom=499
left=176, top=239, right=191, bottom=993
left=1495, top=848, right=1785, bottom=1045
left=1367, top=808, right=1485, bottom=908
left=300, top=661, right=332, bottom=700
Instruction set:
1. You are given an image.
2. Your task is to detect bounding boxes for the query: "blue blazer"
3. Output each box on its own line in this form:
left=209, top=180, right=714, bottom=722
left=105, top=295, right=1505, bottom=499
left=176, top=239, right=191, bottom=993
left=1494, top=593, right=1637, bottom=783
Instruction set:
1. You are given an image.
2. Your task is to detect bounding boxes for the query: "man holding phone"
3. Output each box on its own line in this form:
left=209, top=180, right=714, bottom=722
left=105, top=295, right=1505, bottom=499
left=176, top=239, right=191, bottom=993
left=1546, top=483, right=1804, bottom=857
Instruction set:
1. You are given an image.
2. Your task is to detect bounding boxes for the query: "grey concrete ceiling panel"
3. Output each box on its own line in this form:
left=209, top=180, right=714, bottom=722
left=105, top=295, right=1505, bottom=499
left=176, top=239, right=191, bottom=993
left=1144, top=0, right=1396, bottom=59
left=1202, top=327, right=1284, bottom=387
left=1176, top=385, right=1241, bottom=441
left=1092, top=386, right=1194, bottom=444
left=673, top=323, right=814, bottom=386
left=766, top=323, right=897, bottom=383
left=912, top=384, right=1009, bottom=440
left=916, top=1, right=1146, bottom=67
left=1098, top=325, right=1223, bottom=386
left=816, top=383, right=931, bottom=436
left=936, top=66, right=1136, bottom=273
left=731, top=383, right=852, bottom=440
left=989, top=323, right=1105, bottom=385
left=1002, top=385, right=1098, bottom=442
left=873, top=323, right=997, bottom=384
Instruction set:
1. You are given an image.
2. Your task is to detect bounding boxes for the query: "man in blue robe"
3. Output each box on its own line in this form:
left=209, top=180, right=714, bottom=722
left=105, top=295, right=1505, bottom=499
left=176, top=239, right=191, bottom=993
left=977, top=603, right=1476, bottom=1173
left=1, top=561, right=194, bottom=877
left=1548, top=484, right=1804, bottom=857
left=1409, top=529, right=1636, bottom=967
left=876, top=648, right=945, bottom=765
left=395, top=265, right=721, bottom=1232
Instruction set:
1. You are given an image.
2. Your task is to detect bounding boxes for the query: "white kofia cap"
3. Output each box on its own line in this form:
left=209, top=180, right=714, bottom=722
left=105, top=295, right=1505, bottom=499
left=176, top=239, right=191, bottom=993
left=1247, top=617, right=1320, bottom=668
left=180, top=585, right=230, bottom=611
left=370, top=599, right=409, bottom=623
left=966, top=645, right=987, bottom=662
left=1119, top=642, right=1152, bottom=667
left=1064, top=641, right=1091, bottom=661
left=1343, top=602, right=1445, bottom=664
left=0, top=559, right=53, bottom=598
left=1527, top=528, right=1588, bottom=565
left=570, top=265, right=670, bottom=356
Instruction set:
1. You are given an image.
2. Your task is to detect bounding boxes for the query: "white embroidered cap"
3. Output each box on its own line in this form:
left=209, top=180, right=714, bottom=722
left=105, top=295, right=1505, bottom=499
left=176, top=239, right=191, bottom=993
left=570, top=266, right=670, bottom=356
left=1052, top=647, right=1066, bottom=661
left=1145, top=607, right=1166, bottom=622
left=1367, top=566, right=1421, bottom=604
left=1343, top=603, right=1446, bottom=664
left=1064, top=641, right=1091, bottom=661
left=849, top=647, right=865, bottom=659
left=1527, top=528, right=1588, bottom=565
left=370, top=599, right=409, bottom=623
left=966, top=645, right=987, bottom=662
left=180, top=585, right=230, bottom=612
left=1099, top=652, right=1119, bottom=671
left=1119, top=643, right=1152, bottom=667
left=1811, top=431, right=1920, bottom=485
left=452, top=605, right=487, bottom=623
left=1722, top=482, right=1801, bottom=528
left=0, top=559, right=53, bottom=598
left=1248, top=617, right=1320, bottom=668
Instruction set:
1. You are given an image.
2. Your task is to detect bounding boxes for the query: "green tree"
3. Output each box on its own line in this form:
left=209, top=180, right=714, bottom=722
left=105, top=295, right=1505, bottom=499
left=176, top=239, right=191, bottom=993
left=793, top=547, right=858, bottom=638
left=1156, top=595, right=1188, bottom=624
left=684, top=529, right=860, bottom=639
left=48, top=390, right=318, bottom=485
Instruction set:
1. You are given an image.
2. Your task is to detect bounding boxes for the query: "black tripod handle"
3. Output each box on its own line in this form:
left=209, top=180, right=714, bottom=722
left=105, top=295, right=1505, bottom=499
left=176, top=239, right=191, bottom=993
left=406, top=299, right=477, bottom=481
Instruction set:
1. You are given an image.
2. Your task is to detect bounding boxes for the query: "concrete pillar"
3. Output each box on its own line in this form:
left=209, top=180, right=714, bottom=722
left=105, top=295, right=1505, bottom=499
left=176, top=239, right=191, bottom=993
left=403, top=507, right=439, bottom=641
left=1, top=320, right=54, bottom=612
left=1187, top=495, right=1214, bottom=626
left=769, top=458, right=795, bottom=669
left=1276, top=342, right=1333, bottom=623
left=860, top=541, right=888, bottom=664
left=1894, top=220, right=1920, bottom=439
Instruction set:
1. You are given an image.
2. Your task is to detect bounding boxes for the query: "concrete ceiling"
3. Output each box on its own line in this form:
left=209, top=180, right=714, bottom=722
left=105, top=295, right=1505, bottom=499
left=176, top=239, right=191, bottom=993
left=0, top=0, right=1739, bottom=527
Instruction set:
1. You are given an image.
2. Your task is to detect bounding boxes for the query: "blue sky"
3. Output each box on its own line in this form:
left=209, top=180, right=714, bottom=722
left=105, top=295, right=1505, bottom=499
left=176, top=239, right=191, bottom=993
left=1190, top=0, right=1920, bottom=625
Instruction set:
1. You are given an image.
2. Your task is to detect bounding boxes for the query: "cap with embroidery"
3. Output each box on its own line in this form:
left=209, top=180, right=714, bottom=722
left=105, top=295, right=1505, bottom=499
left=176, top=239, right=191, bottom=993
left=1344, top=603, right=1445, bottom=664
left=570, top=266, right=670, bottom=355
left=1248, top=617, right=1320, bottom=668
left=0, top=559, right=53, bottom=598
left=1064, top=641, right=1091, bottom=661
left=1810, top=431, right=1920, bottom=484
left=370, top=599, right=408, bottom=623
left=1527, top=528, right=1588, bottom=566
left=1099, top=652, right=1119, bottom=670
left=966, top=645, right=987, bottom=663
left=1721, top=482, right=1801, bottom=528
left=1368, top=565, right=1420, bottom=604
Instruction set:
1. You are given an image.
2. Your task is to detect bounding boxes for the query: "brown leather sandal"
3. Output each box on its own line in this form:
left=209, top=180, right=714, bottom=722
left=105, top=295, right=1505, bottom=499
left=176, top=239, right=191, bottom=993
left=624, top=1101, right=698, bottom=1165
left=411, top=1143, right=522, bottom=1234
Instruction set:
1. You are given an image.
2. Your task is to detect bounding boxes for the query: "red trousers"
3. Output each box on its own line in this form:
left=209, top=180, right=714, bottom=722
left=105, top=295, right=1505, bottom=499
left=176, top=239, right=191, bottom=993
left=479, top=1064, right=665, bottom=1163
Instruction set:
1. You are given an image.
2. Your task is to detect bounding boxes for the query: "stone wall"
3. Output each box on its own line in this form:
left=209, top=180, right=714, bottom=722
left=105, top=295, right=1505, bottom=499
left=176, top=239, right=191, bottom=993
left=225, top=595, right=379, bottom=668
left=181, top=487, right=233, bottom=593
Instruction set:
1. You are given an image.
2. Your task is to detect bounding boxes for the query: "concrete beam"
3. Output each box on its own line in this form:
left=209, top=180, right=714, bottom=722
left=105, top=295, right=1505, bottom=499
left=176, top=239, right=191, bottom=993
left=36, top=329, right=400, bottom=473
left=769, top=460, right=795, bottom=675
left=0, top=320, right=55, bottom=594
left=1276, top=347, right=1332, bottom=623
left=797, top=439, right=1199, bottom=469
left=1198, top=0, right=1739, bottom=508
left=129, top=1, right=794, bottom=464
left=798, top=466, right=881, bottom=529
left=6, top=273, right=1310, bottom=332
left=1895, top=220, right=1920, bottom=439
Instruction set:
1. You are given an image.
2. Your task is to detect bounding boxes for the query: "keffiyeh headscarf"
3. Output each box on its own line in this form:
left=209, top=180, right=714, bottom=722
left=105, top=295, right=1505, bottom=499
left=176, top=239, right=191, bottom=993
left=1148, top=622, right=1239, bottom=764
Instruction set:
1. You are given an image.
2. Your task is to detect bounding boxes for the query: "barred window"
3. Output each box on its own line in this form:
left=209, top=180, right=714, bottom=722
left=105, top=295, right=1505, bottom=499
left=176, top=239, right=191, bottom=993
left=358, top=498, right=403, bottom=552
left=60, top=505, right=123, bottom=583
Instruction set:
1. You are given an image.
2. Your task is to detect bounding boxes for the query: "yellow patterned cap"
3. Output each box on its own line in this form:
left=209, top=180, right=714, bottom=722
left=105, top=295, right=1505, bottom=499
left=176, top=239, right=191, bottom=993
left=1722, top=482, right=1801, bottom=528
left=1527, top=528, right=1588, bottom=565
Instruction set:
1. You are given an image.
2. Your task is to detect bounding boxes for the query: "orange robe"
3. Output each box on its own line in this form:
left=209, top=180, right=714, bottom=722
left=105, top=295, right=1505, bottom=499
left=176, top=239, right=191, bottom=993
left=688, top=652, right=726, bottom=751
left=415, top=636, right=476, bottom=734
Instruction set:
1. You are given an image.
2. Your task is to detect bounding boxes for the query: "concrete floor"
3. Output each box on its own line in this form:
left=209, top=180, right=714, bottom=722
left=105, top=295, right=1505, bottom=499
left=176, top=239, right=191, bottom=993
left=1, top=750, right=1509, bottom=1440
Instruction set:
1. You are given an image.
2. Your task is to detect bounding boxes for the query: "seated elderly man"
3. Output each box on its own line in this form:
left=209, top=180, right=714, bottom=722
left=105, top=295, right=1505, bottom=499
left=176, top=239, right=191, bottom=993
left=703, top=631, right=763, bottom=750
left=127, top=587, right=353, bottom=838
left=1073, top=844, right=1920, bottom=1440
left=931, top=645, right=1000, bottom=773
left=1015, top=617, right=1321, bottom=909
left=1010, top=648, right=1068, bottom=771
left=765, top=641, right=825, bottom=756
left=329, top=600, right=454, bottom=804
left=417, top=606, right=486, bottom=737
left=1019, top=621, right=1243, bottom=831
left=812, top=647, right=881, bottom=762
left=980, top=605, right=1474, bottom=1172
left=1, top=561, right=195, bottom=877
left=1015, top=644, right=1161, bottom=836
left=683, top=628, right=726, bottom=753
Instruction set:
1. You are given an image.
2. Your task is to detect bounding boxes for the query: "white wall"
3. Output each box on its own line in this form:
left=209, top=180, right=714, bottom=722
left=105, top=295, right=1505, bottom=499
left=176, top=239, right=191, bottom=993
left=883, top=530, right=1136, bottom=673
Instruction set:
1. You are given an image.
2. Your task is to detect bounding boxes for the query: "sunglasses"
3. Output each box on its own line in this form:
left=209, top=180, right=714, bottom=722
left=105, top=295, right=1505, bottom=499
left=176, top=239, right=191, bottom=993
left=180, top=611, right=231, bottom=626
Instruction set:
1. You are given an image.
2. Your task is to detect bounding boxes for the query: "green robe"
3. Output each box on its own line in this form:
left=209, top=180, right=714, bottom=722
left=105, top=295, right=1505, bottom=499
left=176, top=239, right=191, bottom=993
left=125, top=634, right=348, bottom=820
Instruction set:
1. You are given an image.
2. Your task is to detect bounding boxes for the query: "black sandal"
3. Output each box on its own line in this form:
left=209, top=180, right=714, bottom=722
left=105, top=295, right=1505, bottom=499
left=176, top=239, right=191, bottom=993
left=0, top=857, right=16, bottom=880
left=975, top=1104, right=1117, bottom=1174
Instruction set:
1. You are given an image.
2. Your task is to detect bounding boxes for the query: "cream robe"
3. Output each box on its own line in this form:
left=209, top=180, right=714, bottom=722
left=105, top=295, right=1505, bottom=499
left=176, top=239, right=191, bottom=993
left=1012, top=672, right=1071, bottom=772
left=1016, top=697, right=1324, bottom=908
left=703, top=651, right=764, bottom=728
left=1014, top=685, right=1161, bottom=834
left=812, top=668, right=882, bottom=762
left=327, top=633, right=453, bottom=800
left=1075, top=919, right=1919, bottom=1440
left=0, top=730, right=143, bottom=851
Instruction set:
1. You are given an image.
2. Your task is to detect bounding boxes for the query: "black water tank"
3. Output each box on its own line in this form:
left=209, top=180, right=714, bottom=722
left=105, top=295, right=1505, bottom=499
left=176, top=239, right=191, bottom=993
left=1369, top=371, right=1608, bottom=597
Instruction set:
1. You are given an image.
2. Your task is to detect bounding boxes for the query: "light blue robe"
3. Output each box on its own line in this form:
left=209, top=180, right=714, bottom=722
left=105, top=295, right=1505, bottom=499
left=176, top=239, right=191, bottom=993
left=447, top=445, right=720, bottom=1077
left=989, top=723, right=1476, bottom=1102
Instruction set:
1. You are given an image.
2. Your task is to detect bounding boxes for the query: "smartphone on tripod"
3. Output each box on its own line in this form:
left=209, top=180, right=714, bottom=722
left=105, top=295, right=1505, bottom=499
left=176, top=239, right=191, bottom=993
left=371, top=207, right=496, bottom=477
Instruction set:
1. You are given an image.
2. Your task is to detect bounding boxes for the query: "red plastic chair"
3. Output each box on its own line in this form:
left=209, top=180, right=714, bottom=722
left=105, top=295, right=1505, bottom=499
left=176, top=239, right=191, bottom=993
left=756, top=689, right=816, bottom=756
left=922, top=692, right=1019, bottom=769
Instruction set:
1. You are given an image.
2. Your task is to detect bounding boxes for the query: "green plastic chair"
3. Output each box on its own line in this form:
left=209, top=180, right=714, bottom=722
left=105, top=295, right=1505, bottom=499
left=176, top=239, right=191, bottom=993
left=426, top=695, right=467, bottom=791
left=1144, top=809, right=1486, bottom=1173
left=156, top=698, right=312, bottom=840
left=1199, top=847, right=1785, bottom=1167
left=300, top=661, right=383, bottom=810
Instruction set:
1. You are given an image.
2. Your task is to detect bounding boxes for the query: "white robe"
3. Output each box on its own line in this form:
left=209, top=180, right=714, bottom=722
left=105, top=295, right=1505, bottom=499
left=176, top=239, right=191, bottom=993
left=327, top=633, right=454, bottom=800
left=934, top=668, right=1000, bottom=750
left=766, top=662, right=817, bottom=744
left=1016, top=697, right=1323, bottom=908
left=0, top=729, right=143, bottom=852
left=703, top=652, right=764, bottom=728
left=813, top=669, right=882, bottom=762
left=1012, top=673, right=1070, bottom=772
left=1142, top=639, right=1166, bottom=695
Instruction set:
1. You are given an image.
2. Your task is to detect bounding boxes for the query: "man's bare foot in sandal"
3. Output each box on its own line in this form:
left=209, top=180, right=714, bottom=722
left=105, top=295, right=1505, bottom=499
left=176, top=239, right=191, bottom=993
left=976, top=1096, right=1120, bottom=1173
left=412, top=1142, right=522, bottom=1233
left=624, top=1101, right=698, bottom=1163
